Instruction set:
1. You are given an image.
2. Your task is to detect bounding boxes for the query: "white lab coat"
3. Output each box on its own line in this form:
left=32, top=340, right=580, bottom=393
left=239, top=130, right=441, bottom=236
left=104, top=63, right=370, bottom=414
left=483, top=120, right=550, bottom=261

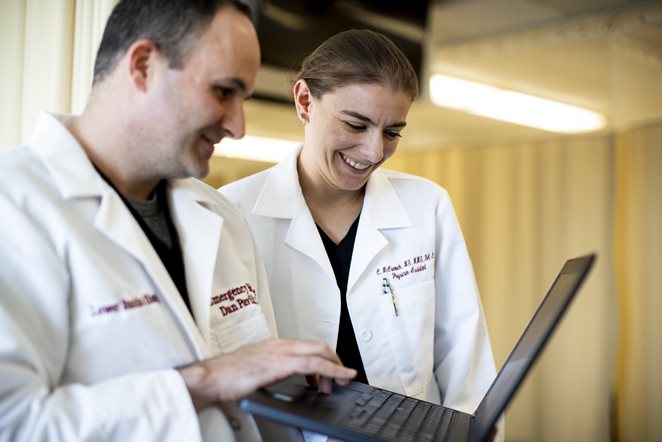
left=0, top=113, right=280, bottom=442
left=220, top=147, right=499, bottom=420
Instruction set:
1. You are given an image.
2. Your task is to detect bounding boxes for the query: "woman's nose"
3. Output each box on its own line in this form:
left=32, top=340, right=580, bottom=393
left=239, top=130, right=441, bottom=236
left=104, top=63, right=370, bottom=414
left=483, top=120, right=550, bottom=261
left=362, top=133, right=384, bottom=163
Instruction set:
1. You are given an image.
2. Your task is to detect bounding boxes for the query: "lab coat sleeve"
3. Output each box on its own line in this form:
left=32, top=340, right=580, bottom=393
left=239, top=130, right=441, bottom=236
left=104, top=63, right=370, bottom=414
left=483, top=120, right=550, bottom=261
left=0, top=193, right=202, bottom=442
left=432, top=190, right=497, bottom=411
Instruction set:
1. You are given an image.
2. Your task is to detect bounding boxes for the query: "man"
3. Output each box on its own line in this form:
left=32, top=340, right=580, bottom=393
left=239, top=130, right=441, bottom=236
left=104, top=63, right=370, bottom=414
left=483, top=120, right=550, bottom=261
left=0, top=1, right=355, bottom=441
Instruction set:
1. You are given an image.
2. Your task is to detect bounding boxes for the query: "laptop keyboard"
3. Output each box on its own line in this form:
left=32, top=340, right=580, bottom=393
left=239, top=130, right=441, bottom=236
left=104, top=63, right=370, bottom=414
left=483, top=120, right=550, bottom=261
left=341, top=388, right=456, bottom=442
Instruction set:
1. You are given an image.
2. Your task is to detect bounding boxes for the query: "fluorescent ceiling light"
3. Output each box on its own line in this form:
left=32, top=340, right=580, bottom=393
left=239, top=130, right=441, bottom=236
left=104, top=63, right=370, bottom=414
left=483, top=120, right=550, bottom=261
left=429, top=74, right=606, bottom=134
left=214, top=135, right=300, bottom=163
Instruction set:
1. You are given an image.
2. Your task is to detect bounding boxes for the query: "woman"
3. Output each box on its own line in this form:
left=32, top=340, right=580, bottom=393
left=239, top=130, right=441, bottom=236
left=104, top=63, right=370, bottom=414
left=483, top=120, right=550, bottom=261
left=220, top=29, right=501, bottom=436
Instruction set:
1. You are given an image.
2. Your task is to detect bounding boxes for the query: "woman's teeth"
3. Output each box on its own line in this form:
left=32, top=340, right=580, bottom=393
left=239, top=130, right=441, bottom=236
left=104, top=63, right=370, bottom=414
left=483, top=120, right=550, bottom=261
left=340, top=152, right=369, bottom=170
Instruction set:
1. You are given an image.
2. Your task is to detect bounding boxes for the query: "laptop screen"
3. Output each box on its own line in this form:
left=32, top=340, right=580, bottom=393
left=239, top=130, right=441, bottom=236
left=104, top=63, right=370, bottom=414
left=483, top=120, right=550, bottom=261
left=469, top=255, right=595, bottom=441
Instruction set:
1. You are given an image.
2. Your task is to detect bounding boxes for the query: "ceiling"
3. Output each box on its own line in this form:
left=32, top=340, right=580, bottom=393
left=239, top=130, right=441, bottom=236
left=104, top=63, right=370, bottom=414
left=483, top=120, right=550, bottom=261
left=244, top=0, right=662, bottom=150
left=254, top=0, right=428, bottom=78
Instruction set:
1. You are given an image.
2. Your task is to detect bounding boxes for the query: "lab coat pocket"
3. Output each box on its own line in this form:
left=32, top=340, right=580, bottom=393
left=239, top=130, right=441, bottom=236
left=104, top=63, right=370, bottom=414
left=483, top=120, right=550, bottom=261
left=379, top=279, right=435, bottom=397
left=209, top=307, right=271, bottom=354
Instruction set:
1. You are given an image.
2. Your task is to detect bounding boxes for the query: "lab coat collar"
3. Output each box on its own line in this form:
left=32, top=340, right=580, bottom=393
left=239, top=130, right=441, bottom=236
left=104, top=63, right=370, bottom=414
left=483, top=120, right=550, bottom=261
left=253, top=146, right=335, bottom=280
left=252, top=145, right=303, bottom=219
left=252, top=145, right=413, bottom=290
left=362, top=168, right=413, bottom=230
left=30, top=112, right=213, bottom=359
left=346, top=170, right=412, bottom=291
left=252, top=145, right=412, bottom=230
left=29, top=113, right=105, bottom=199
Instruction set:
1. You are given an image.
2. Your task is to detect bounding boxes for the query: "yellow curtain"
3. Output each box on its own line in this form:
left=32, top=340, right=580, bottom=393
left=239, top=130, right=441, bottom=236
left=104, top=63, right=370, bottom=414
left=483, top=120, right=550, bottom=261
left=386, top=135, right=615, bottom=442
left=0, top=0, right=26, bottom=151
left=614, top=123, right=662, bottom=442
left=0, top=0, right=116, bottom=152
left=381, top=123, right=661, bottom=441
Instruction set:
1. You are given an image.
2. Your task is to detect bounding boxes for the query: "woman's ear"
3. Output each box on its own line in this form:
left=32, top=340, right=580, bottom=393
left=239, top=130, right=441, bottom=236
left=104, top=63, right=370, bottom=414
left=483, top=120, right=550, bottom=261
left=293, top=79, right=312, bottom=124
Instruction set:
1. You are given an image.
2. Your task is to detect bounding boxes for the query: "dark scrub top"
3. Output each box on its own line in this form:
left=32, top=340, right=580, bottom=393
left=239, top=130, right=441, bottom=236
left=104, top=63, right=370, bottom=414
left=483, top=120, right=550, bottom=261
left=317, top=214, right=369, bottom=384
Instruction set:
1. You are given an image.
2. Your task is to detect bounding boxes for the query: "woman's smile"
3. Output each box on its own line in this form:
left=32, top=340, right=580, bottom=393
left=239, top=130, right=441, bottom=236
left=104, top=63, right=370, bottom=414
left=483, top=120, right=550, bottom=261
left=339, top=152, right=370, bottom=171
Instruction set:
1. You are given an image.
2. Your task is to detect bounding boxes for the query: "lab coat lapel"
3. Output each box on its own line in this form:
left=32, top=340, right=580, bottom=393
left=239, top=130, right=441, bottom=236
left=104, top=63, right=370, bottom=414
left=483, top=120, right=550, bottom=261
left=285, top=197, right=336, bottom=283
left=94, top=189, right=208, bottom=359
left=167, top=181, right=222, bottom=347
left=347, top=170, right=412, bottom=292
left=253, top=148, right=336, bottom=283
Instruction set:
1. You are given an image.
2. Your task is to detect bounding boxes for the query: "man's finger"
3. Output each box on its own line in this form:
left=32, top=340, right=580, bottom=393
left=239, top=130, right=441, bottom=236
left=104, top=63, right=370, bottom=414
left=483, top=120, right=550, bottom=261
left=318, top=376, right=333, bottom=394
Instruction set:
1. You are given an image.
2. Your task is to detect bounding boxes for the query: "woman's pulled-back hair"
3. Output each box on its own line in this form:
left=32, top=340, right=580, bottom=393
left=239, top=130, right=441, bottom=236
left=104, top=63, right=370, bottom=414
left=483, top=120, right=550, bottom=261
left=293, top=29, right=419, bottom=101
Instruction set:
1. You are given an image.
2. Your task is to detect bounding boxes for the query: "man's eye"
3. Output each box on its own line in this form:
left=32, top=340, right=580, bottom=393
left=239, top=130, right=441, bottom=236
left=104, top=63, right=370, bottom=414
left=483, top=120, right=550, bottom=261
left=384, top=131, right=402, bottom=140
left=215, top=87, right=233, bottom=98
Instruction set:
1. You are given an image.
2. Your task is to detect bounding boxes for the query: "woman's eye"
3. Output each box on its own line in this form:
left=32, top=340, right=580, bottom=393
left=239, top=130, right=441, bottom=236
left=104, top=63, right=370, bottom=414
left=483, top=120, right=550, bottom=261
left=385, top=131, right=402, bottom=140
left=345, top=122, right=365, bottom=131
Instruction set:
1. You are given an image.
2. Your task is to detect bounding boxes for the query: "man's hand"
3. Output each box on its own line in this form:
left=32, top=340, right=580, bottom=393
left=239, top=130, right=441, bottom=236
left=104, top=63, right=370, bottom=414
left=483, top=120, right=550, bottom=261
left=178, top=338, right=357, bottom=410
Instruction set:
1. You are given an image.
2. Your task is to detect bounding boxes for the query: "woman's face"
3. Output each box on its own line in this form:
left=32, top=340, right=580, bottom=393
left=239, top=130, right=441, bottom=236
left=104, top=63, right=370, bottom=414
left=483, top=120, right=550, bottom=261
left=298, top=82, right=412, bottom=193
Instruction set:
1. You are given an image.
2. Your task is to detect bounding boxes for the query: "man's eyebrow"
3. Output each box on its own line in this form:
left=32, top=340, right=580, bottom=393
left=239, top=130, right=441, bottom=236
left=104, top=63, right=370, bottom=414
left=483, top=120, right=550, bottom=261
left=216, top=78, right=249, bottom=95
left=340, top=110, right=407, bottom=128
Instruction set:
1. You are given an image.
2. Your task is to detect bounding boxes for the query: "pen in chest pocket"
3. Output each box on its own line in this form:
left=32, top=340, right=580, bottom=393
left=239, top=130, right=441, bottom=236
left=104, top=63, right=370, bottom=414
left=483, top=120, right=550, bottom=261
left=382, top=277, right=399, bottom=316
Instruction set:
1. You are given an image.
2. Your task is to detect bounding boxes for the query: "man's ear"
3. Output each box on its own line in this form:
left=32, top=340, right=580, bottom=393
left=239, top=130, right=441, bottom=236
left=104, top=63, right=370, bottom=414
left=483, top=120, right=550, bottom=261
left=126, top=39, right=161, bottom=92
left=293, top=79, right=312, bottom=123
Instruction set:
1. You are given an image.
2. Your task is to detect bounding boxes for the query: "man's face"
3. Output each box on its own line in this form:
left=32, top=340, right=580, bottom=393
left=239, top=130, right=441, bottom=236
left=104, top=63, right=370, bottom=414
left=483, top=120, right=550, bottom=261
left=143, top=6, right=260, bottom=179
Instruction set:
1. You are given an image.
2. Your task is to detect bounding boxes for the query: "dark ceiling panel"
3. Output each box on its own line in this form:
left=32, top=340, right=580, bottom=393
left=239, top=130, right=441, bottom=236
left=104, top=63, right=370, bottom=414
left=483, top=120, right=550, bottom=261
left=254, top=0, right=429, bottom=78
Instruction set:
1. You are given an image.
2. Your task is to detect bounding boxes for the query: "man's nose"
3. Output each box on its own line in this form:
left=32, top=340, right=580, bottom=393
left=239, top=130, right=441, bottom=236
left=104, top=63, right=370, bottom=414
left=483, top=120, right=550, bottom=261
left=221, top=98, right=246, bottom=140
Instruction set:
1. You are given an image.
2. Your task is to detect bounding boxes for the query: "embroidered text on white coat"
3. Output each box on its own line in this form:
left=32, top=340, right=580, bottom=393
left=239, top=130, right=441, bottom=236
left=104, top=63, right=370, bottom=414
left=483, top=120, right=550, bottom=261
left=210, top=283, right=258, bottom=317
left=375, top=252, right=435, bottom=280
left=90, top=294, right=160, bottom=316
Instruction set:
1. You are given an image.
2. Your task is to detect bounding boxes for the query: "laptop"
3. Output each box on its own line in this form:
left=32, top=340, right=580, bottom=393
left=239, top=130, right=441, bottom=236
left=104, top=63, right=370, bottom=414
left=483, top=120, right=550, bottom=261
left=240, top=254, right=596, bottom=442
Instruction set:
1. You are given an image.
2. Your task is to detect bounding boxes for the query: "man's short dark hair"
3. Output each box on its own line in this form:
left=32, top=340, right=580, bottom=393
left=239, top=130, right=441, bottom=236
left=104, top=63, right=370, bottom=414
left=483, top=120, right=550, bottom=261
left=93, top=0, right=252, bottom=85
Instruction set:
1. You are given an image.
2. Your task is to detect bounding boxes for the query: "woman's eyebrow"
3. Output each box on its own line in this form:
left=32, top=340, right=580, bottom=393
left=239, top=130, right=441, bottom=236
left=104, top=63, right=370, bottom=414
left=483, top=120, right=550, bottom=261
left=340, top=110, right=372, bottom=123
left=340, top=110, right=407, bottom=128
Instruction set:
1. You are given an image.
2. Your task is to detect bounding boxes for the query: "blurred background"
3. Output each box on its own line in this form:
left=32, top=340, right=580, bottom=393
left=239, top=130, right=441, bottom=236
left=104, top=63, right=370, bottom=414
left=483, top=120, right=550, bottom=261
left=1, top=1, right=661, bottom=441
